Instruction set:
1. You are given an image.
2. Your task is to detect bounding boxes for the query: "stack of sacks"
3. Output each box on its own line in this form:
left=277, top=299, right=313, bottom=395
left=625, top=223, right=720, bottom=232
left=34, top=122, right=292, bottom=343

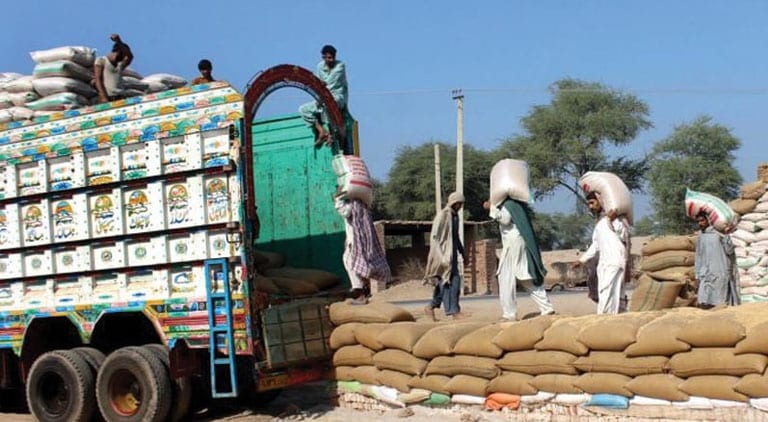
left=29, top=46, right=97, bottom=113
left=728, top=177, right=768, bottom=303
left=329, top=301, right=768, bottom=415
left=141, top=73, right=188, bottom=93
left=0, top=73, right=39, bottom=122
left=632, top=236, right=697, bottom=310
left=251, top=249, right=341, bottom=296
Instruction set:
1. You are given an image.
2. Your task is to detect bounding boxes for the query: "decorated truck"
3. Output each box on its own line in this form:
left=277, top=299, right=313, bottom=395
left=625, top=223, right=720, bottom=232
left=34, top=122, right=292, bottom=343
left=0, top=65, right=355, bottom=421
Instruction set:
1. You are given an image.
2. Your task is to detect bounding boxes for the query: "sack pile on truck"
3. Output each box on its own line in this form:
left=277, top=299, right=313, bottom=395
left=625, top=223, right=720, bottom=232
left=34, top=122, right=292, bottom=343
left=329, top=302, right=768, bottom=417
left=251, top=249, right=343, bottom=296
left=29, top=46, right=96, bottom=111
left=726, top=166, right=768, bottom=303
left=489, top=159, right=532, bottom=206
left=579, top=171, right=634, bottom=224
left=333, top=154, right=373, bottom=206
left=632, top=236, right=697, bottom=310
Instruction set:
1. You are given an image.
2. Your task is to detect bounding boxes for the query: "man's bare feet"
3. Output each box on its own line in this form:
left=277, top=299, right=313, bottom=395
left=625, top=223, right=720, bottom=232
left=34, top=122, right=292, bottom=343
left=424, top=305, right=437, bottom=322
left=451, top=312, right=472, bottom=320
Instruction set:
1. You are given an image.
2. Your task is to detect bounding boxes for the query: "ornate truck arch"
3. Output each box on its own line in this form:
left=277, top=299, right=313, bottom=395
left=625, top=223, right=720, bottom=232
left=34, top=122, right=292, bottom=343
left=241, top=64, right=347, bottom=221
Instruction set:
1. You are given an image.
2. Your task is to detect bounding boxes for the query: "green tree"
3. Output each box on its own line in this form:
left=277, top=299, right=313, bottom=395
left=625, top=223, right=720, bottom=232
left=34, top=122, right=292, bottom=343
left=497, top=78, right=652, bottom=206
left=533, top=212, right=593, bottom=251
left=382, top=142, right=495, bottom=221
left=632, top=215, right=659, bottom=236
left=648, top=115, right=742, bottom=234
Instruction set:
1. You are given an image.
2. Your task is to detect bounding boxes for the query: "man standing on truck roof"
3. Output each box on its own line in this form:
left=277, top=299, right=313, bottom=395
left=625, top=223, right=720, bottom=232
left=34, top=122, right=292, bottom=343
left=94, top=34, right=134, bottom=103
left=424, top=192, right=471, bottom=321
left=299, top=44, right=348, bottom=147
left=192, top=59, right=215, bottom=84
left=334, top=188, right=391, bottom=305
left=484, top=198, right=555, bottom=321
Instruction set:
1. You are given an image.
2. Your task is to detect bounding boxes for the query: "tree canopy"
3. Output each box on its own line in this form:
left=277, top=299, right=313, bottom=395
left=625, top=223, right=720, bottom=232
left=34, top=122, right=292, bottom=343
left=647, top=115, right=742, bottom=234
left=497, top=78, right=652, bottom=206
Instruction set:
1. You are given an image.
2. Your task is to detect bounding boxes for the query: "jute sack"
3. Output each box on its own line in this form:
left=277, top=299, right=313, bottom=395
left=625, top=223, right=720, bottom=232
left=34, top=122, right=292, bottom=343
left=452, top=324, right=504, bottom=358
left=264, top=267, right=340, bottom=290
left=676, top=314, right=746, bottom=347
left=641, top=236, right=696, bottom=256
left=270, top=277, right=318, bottom=295
left=735, top=374, right=768, bottom=398
left=679, top=375, right=749, bottom=402
left=408, top=375, right=451, bottom=395
left=577, top=312, right=660, bottom=351
left=629, top=275, right=684, bottom=312
left=534, top=316, right=591, bottom=355
left=648, top=266, right=695, bottom=283
left=497, top=350, right=578, bottom=375
left=253, top=249, right=286, bottom=270
left=334, top=366, right=356, bottom=381
left=529, top=374, right=581, bottom=394
left=624, top=309, right=703, bottom=356
left=573, top=373, right=633, bottom=397
left=639, top=250, right=696, bottom=272
left=254, top=276, right=282, bottom=295
left=445, top=375, right=489, bottom=397
left=730, top=199, right=758, bottom=215
left=333, top=345, right=375, bottom=367
left=329, top=302, right=414, bottom=325
left=741, top=181, right=766, bottom=200
left=376, top=369, right=414, bottom=393
left=329, top=323, right=362, bottom=349
left=669, top=348, right=768, bottom=377
left=412, top=323, right=484, bottom=359
left=377, top=322, right=438, bottom=352
left=351, top=366, right=381, bottom=385
left=425, top=356, right=500, bottom=379
left=626, top=374, right=689, bottom=402
left=353, top=323, right=388, bottom=351
left=487, top=372, right=537, bottom=395
left=372, top=349, right=429, bottom=376
left=735, top=321, right=768, bottom=354
left=492, top=314, right=558, bottom=352
left=572, top=352, right=668, bottom=377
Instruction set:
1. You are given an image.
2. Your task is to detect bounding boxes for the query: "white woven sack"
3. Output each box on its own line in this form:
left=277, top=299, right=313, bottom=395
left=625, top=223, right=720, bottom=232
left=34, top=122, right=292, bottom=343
left=732, top=229, right=757, bottom=244
left=579, top=171, right=633, bottom=224
left=32, top=77, right=96, bottom=98
left=30, top=46, right=95, bottom=67
left=143, top=73, right=187, bottom=88
left=3, top=76, right=34, bottom=93
left=489, top=159, right=532, bottom=205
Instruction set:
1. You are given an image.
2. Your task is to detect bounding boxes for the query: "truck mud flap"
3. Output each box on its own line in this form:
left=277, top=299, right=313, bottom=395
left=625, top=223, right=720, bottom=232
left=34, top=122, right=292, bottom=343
left=261, top=297, right=335, bottom=369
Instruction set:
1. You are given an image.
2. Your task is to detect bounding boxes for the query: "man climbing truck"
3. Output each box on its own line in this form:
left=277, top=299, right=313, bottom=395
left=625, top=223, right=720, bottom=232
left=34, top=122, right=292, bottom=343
left=0, top=64, right=354, bottom=421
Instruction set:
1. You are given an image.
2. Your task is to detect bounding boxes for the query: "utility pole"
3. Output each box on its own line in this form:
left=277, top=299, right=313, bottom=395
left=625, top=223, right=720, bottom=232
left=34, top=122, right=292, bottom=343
left=434, top=144, right=442, bottom=214
left=452, top=89, right=464, bottom=244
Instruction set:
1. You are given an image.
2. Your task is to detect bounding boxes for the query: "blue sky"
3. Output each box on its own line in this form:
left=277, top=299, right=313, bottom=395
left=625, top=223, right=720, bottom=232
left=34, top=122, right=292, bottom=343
left=2, top=1, right=767, bottom=218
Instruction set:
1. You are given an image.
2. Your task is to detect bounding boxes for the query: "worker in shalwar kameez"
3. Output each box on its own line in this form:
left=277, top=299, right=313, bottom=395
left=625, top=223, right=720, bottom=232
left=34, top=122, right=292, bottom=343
left=573, top=191, right=632, bottom=314
left=299, top=44, right=348, bottom=147
left=694, top=211, right=740, bottom=309
left=334, top=192, right=391, bottom=305
left=485, top=198, right=555, bottom=321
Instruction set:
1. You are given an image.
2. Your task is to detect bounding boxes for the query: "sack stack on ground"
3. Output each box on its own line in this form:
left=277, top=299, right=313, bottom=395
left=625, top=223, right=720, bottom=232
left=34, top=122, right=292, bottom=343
left=330, top=301, right=768, bottom=418
left=489, top=159, right=532, bottom=206
left=579, top=171, right=634, bottom=224
left=632, top=236, right=697, bottom=310
left=727, top=168, right=768, bottom=303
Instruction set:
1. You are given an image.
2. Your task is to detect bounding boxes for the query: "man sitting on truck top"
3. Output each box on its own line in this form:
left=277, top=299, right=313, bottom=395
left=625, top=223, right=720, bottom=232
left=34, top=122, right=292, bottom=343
left=299, top=44, right=348, bottom=147
left=192, top=59, right=215, bottom=84
left=94, top=34, right=134, bottom=103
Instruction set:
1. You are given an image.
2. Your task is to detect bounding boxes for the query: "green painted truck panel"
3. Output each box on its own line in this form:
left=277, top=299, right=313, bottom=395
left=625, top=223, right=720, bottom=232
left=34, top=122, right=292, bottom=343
left=251, top=114, right=348, bottom=286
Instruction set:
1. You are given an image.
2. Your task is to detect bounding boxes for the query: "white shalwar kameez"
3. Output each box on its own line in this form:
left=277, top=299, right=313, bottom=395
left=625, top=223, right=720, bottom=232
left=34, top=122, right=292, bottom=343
left=579, top=216, right=628, bottom=314
left=493, top=206, right=554, bottom=320
left=335, top=198, right=363, bottom=289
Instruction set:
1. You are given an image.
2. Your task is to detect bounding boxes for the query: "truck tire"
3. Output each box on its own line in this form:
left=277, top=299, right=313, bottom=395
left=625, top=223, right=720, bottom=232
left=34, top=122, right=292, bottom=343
left=142, top=344, right=193, bottom=422
left=96, top=346, right=171, bottom=422
left=26, top=350, right=96, bottom=422
left=72, top=347, right=106, bottom=373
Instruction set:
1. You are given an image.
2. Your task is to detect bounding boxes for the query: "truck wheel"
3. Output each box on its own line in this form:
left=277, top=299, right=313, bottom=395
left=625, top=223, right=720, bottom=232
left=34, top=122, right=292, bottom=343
left=96, top=347, right=171, bottom=422
left=26, top=350, right=95, bottom=422
left=142, top=344, right=193, bottom=422
left=72, top=347, right=106, bottom=373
